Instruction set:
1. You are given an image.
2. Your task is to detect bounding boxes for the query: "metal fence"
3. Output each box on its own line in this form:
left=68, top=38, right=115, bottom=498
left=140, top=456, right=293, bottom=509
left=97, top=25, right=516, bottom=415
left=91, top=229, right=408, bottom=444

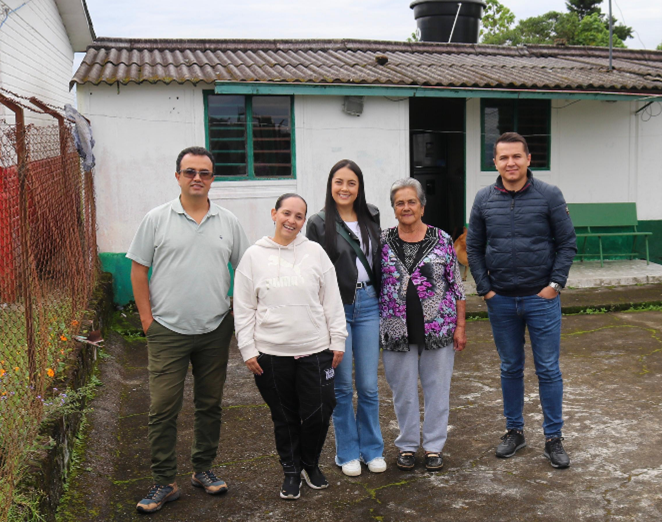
left=0, top=90, right=98, bottom=520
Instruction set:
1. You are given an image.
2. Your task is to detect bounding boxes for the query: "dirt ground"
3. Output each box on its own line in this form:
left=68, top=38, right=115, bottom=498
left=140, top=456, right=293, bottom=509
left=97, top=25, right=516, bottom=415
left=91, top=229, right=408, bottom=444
left=57, top=285, right=662, bottom=521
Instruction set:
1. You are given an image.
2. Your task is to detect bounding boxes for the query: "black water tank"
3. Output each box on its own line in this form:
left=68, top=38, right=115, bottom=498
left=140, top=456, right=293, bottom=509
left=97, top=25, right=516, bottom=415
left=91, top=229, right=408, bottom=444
left=410, top=0, right=486, bottom=44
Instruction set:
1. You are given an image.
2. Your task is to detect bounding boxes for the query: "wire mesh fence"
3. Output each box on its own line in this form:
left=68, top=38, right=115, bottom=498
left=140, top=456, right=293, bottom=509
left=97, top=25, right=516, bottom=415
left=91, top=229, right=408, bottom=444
left=0, top=92, right=98, bottom=520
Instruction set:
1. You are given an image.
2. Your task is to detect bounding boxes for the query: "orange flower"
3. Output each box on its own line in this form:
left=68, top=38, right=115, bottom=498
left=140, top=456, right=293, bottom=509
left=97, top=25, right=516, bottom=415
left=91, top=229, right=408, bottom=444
left=71, top=320, right=79, bottom=327
left=60, top=350, right=65, bottom=355
left=0, top=369, right=5, bottom=377
left=60, top=335, right=68, bottom=342
left=46, top=368, right=55, bottom=378
left=14, top=367, right=19, bottom=372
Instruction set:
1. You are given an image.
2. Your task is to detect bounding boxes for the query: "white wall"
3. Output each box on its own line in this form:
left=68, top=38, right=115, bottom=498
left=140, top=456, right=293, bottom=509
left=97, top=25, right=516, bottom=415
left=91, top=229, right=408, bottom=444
left=294, top=95, right=409, bottom=231
left=0, top=0, right=75, bottom=125
left=78, top=85, right=410, bottom=253
left=636, top=100, right=662, bottom=221
left=465, top=98, right=662, bottom=222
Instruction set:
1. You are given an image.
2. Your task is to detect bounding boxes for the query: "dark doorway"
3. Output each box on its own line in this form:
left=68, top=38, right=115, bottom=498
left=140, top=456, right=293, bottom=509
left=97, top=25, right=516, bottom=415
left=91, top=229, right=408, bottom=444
left=410, top=98, right=466, bottom=238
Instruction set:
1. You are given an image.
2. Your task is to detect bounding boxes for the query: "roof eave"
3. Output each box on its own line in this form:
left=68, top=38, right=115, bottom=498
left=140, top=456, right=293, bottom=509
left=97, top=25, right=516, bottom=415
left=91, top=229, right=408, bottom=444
left=55, top=0, right=96, bottom=52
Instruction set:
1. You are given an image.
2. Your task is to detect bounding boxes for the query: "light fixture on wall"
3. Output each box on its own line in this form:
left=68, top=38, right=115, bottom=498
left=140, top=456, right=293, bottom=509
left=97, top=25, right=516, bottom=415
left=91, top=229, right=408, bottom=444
left=343, top=96, right=364, bottom=117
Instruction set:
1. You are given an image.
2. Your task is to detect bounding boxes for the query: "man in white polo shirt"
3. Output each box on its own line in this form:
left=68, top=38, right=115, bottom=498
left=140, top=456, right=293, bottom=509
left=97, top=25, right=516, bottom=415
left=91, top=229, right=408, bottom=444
left=128, top=146, right=249, bottom=514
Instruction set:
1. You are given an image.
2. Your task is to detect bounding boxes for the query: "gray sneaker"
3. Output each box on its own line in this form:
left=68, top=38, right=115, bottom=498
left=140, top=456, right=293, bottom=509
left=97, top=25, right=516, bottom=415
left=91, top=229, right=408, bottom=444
left=191, top=470, right=229, bottom=495
left=136, top=483, right=180, bottom=513
left=544, top=437, right=570, bottom=469
left=495, top=429, right=526, bottom=458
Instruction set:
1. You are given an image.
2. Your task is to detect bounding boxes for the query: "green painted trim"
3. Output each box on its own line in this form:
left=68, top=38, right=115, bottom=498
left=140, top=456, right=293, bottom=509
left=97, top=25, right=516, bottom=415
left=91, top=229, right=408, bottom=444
left=291, top=96, right=297, bottom=179
left=99, top=253, right=135, bottom=306
left=246, top=96, right=255, bottom=177
left=214, top=82, right=654, bottom=101
left=636, top=220, right=662, bottom=265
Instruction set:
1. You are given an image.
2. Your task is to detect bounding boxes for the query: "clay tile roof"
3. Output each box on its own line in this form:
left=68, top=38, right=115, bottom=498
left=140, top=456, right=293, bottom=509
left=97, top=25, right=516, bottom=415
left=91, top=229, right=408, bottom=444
left=71, top=38, right=662, bottom=94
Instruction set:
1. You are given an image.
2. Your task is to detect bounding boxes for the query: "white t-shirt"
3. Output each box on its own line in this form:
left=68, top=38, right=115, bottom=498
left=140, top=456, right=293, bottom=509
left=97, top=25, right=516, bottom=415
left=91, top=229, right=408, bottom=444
left=344, top=221, right=372, bottom=283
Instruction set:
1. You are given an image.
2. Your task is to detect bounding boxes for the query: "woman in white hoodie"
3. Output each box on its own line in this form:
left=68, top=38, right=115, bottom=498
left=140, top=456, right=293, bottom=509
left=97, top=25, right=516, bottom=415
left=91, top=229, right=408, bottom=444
left=233, top=193, right=347, bottom=501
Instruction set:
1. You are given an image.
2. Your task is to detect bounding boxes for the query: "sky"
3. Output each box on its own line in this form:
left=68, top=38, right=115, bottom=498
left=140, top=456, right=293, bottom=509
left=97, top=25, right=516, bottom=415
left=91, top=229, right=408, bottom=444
left=83, top=0, right=661, bottom=50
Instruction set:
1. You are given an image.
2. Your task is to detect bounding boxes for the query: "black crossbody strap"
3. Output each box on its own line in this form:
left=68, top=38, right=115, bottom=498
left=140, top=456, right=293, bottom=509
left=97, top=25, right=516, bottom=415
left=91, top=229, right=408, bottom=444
left=319, top=211, right=374, bottom=285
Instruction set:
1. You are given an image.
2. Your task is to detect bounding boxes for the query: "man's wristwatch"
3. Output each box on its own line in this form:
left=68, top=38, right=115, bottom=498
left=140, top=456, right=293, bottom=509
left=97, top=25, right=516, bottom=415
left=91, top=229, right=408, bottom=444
left=549, top=282, right=562, bottom=294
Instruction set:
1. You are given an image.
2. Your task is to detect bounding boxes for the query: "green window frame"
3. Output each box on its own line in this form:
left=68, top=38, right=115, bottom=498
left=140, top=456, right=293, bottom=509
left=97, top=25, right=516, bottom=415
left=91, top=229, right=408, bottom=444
left=204, top=91, right=296, bottom=180
left=481, top=99, right=551, bottom=171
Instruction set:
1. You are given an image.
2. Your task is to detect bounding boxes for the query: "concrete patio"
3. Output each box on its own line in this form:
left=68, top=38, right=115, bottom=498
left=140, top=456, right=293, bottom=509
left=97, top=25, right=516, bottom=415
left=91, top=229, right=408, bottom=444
left=55, top=283, right=662, bottom=521
left=461, top=259, right=662, bottom=295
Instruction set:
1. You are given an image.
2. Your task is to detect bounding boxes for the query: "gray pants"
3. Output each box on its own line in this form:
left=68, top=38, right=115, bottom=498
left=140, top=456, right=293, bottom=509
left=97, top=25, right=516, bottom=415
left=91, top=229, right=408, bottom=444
left=383, top=344, right=455, bottom=453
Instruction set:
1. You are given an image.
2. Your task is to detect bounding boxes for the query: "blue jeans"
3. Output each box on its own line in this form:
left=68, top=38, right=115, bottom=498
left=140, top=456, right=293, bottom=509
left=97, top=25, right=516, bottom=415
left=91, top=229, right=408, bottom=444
left=486, top=293, right=564, bottom=438
left=333, top=285, right=384, bottom=465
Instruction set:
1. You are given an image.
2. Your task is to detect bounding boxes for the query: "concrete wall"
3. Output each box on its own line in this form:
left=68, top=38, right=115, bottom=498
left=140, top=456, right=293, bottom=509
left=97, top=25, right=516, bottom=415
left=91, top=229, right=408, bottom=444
left=0, top=0, right=75, bottom=125
left=465, top=98, right=662, bottom=223
left=78, top=84, right=409, bottom=254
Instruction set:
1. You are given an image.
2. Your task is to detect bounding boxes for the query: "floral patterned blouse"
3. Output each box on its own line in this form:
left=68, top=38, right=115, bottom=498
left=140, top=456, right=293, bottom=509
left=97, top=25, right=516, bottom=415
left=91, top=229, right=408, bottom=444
left=380, top=225, right=466, bottom=352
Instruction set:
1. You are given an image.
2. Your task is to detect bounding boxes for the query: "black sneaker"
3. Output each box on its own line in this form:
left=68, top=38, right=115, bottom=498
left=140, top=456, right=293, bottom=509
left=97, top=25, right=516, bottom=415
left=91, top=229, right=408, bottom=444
left=280, top=476, right=302, bottom=500
left=396, top=451, right=416, bottom=470
left=136, top=483, right=180, bottom=513
left=425, top=452, right=444, bottom=471
left=191, top=470, right=228, bottom=495
left=496, top=429, right=526, bottom=458
left=301, top=466, right=329, bottom=489
left=544, top=437, right=570, bottom=469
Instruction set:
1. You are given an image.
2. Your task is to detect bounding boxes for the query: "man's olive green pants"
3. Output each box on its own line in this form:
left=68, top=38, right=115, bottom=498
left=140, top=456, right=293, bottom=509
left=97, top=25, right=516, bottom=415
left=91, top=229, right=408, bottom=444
left=145, top=314, right=233, bottom=485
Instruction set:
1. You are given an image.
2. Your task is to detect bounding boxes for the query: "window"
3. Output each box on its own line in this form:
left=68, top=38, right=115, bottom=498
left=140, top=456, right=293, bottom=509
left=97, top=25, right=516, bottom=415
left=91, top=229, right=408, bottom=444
left=481, top=99, right=551, bottom=170
left=205, top=93, right=295, bottom=179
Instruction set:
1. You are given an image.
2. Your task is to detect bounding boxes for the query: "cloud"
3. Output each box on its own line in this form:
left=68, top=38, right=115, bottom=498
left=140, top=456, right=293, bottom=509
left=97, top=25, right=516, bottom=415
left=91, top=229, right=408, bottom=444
left=85, top=0, right=661, bottom=49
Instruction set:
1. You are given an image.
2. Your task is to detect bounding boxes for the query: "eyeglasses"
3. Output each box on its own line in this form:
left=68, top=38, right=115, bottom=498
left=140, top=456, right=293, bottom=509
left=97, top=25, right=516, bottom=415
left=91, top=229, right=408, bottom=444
left=179, top=168, right=214, bottom=180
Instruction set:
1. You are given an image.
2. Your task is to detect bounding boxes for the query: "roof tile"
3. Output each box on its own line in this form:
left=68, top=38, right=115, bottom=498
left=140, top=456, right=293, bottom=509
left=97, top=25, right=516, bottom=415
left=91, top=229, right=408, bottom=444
left=71, top=38, right=662, bottom=94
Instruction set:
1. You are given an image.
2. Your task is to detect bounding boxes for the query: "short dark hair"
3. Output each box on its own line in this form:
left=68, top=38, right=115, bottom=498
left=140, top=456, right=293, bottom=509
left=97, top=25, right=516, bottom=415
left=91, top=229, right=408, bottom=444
left=493, top=132, right=530, bottom=158
left=176, top=146, right=215, bottom=173
left=275, top=193, right=307, bottom=215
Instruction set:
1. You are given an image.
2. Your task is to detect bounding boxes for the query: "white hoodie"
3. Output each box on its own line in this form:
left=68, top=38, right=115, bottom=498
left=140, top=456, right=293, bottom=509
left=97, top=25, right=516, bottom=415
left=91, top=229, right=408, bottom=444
left=233, top=234, right=348, bottom=361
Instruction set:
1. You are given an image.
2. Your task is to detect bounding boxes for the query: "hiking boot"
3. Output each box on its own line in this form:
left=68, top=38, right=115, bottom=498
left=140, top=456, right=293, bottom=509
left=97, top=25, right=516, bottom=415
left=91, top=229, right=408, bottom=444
left=425, top=452, right=444, bottom=471
left=301, top=466, right=329, bottom=489
left=496, top=429, right=526, bottom=458
left=544, top=437, right=570, bottom=469
left=396, top=451, right=416, bottom=470
left=191, top=470, right=228, bottom=495
left=280, top=475, right=302, bottom=500
left=136, top=483, right=180, bottom=513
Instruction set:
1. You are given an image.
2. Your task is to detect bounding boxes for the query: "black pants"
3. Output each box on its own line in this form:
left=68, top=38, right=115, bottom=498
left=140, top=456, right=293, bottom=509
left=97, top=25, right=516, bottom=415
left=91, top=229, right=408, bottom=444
left=254, top=350, right=336, bottom=476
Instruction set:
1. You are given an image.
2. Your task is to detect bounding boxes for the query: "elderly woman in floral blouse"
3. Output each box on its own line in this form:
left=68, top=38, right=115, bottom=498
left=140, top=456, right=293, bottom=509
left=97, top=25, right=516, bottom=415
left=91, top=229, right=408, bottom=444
left=380, top=178, right=466, bottom=472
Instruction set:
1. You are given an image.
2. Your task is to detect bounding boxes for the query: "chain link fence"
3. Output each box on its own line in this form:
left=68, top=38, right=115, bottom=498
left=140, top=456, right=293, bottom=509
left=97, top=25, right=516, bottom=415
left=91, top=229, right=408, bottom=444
left=0, top=91, right=98, bottom=520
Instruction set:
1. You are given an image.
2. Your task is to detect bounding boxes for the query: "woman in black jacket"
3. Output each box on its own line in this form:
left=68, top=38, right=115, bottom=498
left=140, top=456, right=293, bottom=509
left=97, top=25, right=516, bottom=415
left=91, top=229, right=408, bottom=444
left=306, top=159, right=385, bottom=477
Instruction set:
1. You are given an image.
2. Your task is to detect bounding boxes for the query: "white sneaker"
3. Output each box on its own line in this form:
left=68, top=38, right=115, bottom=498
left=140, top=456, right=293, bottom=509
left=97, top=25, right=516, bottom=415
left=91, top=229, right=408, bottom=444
left=367, top=457, right=387, bottom=473
left=341, top=460, right=362, bottom=477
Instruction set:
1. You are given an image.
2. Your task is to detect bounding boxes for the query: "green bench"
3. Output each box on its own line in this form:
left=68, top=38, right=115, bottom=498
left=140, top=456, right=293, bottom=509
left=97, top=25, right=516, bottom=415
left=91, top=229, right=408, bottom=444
left=567, top=202, right=652, bottom=267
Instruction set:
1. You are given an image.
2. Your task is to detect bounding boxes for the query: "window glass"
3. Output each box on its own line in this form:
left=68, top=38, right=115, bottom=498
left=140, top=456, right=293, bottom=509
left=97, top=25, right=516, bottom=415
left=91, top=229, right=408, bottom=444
left=206, top=94, right=294, bottom=179
left=252, top=97, right=292, bottom=178
left=207, top=95, right=247, bottom=177
left=481, top=99, right=550, bottom=170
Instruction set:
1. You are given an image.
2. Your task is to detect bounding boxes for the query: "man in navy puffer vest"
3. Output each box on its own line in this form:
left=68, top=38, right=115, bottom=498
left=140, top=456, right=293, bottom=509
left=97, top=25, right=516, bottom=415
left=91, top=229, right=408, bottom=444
left=467, top=132, right=576, bottom=469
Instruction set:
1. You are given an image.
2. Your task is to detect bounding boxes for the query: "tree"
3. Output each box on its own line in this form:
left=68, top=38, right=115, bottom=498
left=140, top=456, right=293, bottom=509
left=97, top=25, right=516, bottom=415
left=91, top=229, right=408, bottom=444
left=480, top=0, right=630, bottom=48
left=657, top=42, right=662, bottom=51
left=566, top=0, right=602, bottom=20
left=480, top=0, right=515, bottom=43
left=574, top=12, right=625, bottom=47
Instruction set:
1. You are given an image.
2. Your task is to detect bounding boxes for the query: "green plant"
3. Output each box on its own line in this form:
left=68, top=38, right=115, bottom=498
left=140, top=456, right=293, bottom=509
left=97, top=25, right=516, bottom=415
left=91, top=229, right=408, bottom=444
left=7, top=491, right=47, bottom=522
